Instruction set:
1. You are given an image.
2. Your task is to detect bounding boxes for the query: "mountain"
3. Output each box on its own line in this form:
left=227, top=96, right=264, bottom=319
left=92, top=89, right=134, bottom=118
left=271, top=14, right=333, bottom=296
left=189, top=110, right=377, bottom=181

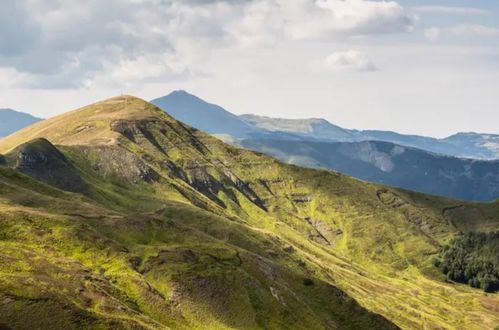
left=0, top=96, right=498, bottom=329
left=362, top=130, right=499, bottom=160
left=241, top=139, right=499, bottom=202
left=240, top=114, right=359, bottom=141
left=0, top=108, right=41, bottom=137
left=151, top=91, right=499, bottom=160
left=149, top=91, right=499, bottom=201
left=244, top=115, right=499, bottom=160
left=150, top=90, right=259, bottom=140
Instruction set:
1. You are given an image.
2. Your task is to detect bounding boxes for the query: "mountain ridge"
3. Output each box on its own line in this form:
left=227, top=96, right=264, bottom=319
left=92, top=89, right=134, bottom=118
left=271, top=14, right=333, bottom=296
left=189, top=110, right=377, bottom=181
left=149, top=90, right=499, bottom=159
left=151, top=90, right=258, bottom=140
left=241, top=138, right=499, bottom=202
left=146, top=91, right=499, bottom=202
left=0, top=95, right=498, bottom=329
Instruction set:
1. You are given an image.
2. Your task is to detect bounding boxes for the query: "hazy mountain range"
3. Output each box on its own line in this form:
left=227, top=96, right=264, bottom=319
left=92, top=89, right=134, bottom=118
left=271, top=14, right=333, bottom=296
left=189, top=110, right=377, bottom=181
left=152, top=90, right=499, bottom=160
left=241, top=139, right=499, bottom=202
left=0, top=95, right=497, bottom=329
left=150, top=90, right=499, bottom=201
left=242, top=114, right=499, bottom=160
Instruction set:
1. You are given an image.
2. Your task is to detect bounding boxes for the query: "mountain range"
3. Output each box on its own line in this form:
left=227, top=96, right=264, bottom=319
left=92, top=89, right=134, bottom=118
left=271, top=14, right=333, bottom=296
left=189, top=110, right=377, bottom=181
left=152, top=90, right=499, bottom=160
left=241, top=139, right=499, bottom=202
left=2, top=92, right=498, bottom=202
left=151, top=91, right=499, bottom=202
left=242, top=114, right=499, bottom=160
left=0, top=108, right=41, bottom=138
left=0, top=95, right=497, bottom=329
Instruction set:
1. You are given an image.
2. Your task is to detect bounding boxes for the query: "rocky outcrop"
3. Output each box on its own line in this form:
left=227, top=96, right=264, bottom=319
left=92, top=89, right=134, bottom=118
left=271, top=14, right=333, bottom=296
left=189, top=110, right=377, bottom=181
left=78, top=145, right=159, bottom=184
left=338, top=142, right=396, bottom=173
left=111, top=119, right=167, bottom=154
left=219, top=165, right=267, bottom=211
left=6, top=138, right=87, bottom=193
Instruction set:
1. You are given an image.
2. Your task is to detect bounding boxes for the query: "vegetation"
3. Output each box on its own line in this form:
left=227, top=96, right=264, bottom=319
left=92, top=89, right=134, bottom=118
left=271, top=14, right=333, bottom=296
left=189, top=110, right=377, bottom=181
left=434, top=232, right=499, bottom=292
left=0, top=96, right=498, bottom=329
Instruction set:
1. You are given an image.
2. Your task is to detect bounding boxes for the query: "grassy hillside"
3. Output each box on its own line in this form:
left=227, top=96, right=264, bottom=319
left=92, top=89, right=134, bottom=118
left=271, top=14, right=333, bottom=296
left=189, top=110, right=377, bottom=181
left=0, top=96, right=498, bottom=329
left=240, top=139, right=499, bottom=201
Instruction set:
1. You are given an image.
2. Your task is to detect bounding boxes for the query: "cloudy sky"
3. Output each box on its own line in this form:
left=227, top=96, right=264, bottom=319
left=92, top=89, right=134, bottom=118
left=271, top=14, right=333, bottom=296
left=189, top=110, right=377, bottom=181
left=1, top=0, right=498, bottom=137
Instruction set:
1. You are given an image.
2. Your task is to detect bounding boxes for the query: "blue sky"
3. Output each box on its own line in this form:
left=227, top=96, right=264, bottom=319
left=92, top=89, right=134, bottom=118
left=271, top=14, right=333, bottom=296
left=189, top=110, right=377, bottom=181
left=0, top=0, right=498, bottom=137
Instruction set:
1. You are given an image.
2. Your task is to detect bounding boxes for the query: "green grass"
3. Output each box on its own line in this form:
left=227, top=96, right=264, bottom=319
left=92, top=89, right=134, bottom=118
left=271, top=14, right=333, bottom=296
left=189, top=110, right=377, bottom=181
left=0, top=95, right=498, bottom=329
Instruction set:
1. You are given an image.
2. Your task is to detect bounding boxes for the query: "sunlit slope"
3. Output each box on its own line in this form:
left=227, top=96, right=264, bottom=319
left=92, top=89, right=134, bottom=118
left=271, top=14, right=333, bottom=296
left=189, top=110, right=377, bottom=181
left=0, top=96, right=498, bottom=329
left=0, top=96, right=169, bottom=153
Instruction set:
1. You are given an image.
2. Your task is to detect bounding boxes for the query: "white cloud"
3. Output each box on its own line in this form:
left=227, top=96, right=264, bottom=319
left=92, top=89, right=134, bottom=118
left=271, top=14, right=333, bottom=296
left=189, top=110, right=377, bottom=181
left=0, top=68, right=33, bottom=88
left=323, top=50, right=377, bottom=72
left=0, top=0, right=417, bottom=90
left=413, top=6, right=491, bottom=16
left=425, top=24, right=499, bottom=42
left=0, top=2, right=41, bottom=56
left=281, top=0, right=415, bottom=39
left=229, top=1, right=284, bottom=47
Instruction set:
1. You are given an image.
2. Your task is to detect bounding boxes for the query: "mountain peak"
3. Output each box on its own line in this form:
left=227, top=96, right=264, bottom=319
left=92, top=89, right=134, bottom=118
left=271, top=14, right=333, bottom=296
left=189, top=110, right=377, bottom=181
left=4, top=137, right=88, bottom=192
left=151, top=91, right=258, bottom=139
left=0, top=95, right=172, bottom=153
left=162, top=89, right=202, bottom=101
left=168, top=89, right=193, bottom=96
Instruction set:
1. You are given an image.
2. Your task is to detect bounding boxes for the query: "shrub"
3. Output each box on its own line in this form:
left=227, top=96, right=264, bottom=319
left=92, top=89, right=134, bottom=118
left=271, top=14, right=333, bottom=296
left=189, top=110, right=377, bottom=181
left=434, top=232, right=499, bottom=292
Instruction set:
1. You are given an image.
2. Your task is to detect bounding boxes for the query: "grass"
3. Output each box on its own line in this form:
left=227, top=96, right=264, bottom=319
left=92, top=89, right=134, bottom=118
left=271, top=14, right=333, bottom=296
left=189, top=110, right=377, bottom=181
left=0, top=95, right=497, bottom=329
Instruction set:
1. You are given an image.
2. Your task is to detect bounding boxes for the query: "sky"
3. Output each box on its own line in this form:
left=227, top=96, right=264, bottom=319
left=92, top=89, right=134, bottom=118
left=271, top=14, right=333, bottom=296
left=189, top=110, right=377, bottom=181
left=1, top=0, right=498, bottom=137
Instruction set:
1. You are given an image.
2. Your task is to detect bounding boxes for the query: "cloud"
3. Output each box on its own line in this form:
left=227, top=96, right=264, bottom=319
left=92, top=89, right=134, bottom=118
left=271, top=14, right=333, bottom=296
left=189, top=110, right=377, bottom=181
left=0, top=0, right=413, bottom=89
left=0, top=2, right=41, bottom=56
left=413, top=6, right=491, bottom=16
left=323, top=50, right=377, bottom=72
left=282, top=0, right=416, bottom=39
left=229, top=1, right=284, bottom=47
left=425, top=24, right=499, bottom=42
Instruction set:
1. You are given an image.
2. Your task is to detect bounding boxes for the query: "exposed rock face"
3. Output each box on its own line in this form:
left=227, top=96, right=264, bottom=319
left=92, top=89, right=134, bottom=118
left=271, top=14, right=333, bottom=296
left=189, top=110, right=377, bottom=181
left=338, top=142, right=396, bottom=172
left=219, top=165, right=267, bottom=210
left=159, top=159, right=188, bottom=182
left=185, top=165, right=226, bottom=207
left=77, top=145, right=160, bottom=184
left=6, top=138, right=87, bottom=193
left=111, top=118, right=209, bottom=156
left=111, top=119, right=168, bottom=154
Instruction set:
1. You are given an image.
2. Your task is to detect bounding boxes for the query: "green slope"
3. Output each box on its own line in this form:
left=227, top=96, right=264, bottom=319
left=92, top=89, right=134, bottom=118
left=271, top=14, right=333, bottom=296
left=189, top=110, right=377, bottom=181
left=0, top=96, right=498, bottom=329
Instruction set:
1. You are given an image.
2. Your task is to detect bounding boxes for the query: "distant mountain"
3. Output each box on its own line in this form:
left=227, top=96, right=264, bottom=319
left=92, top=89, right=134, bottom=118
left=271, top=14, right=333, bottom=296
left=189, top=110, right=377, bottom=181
left=151, top=91, right=498, bottom=160
left=150, top=90, right=259, bottom=140
left=0, top=108, right=41, bottom=137
left=240, top=114, right=359, bottom=141
left=361, top=130, right=499, bottom=160
left=149, top=91, right=499, bottom=201
left=241, top=139, right=499, bottom=202
left=244, top=115, right=499, bottom=160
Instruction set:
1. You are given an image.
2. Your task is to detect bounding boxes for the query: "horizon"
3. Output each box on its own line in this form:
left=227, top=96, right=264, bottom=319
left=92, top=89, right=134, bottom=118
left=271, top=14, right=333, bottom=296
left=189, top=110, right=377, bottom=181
left=1, top=1, right=499, bottom=137
left=2, top=90, right=497, bottom=139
